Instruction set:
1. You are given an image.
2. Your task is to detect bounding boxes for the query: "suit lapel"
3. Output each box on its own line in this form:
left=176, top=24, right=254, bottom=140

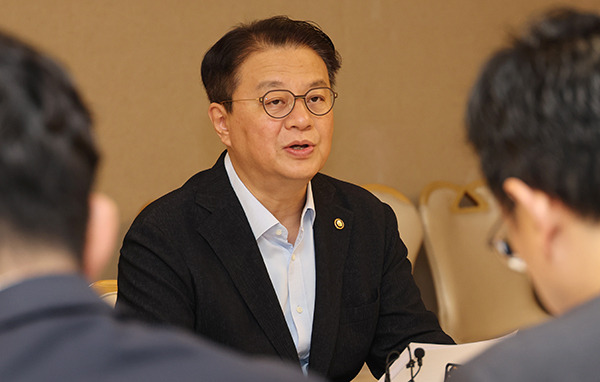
left=194, top=154, right=299, bottom=362
left=308, top=174, right=353, bottom=375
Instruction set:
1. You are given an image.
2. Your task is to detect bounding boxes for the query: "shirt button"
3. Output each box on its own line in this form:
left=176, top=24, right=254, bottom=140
left=275, top=229, right=283, bottom=236
left=292, top=254, right=296, bottom=261
left=296, top=306, right=303, bottom=313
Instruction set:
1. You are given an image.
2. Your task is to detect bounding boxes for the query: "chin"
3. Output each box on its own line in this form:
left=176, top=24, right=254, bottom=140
left=284, top=163, right=323, bottom=180
left=286, top=172, right=318, bottom=182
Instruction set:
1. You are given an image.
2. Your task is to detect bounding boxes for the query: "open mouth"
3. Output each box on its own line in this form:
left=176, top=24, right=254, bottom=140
left=289, top=144, right=310, bottom=150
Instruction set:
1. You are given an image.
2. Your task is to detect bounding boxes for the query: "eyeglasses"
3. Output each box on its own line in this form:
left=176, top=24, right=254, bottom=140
left=487, top=218, right=528, bottom=273
left=220, top=87, right=338, bottom=119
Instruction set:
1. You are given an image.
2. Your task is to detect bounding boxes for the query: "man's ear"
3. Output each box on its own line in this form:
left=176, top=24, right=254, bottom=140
left=503, top=177, right=561, bottom=258
left=208, top=102, right=232, bottom=147
left=82, top=193, right=119, bottom=280
left=503, top=177, right=554, bottom=229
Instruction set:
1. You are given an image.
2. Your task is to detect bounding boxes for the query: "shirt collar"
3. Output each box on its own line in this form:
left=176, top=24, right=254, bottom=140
left=224, top=152, right=315, bottom=240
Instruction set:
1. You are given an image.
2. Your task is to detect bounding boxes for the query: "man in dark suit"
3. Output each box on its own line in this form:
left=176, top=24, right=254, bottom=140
left=0, top=29, right=319, bottom=382
left=117, top=16, right=453, bottom=381
left=452, top=8, right=600, bottom=381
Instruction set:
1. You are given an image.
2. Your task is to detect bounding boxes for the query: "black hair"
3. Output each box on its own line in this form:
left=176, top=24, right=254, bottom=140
left=467, top=8, right=600, bottom=219
left=201, top=15, right=341, bottom=111
left=0, top=31, right=98, bottom=258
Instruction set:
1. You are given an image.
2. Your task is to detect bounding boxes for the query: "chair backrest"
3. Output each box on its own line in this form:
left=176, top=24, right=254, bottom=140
left=90, top=279, right=118, bottom=307
left=363, top=184, right=423, bottom=266
left=419, top=180, right=548, bottom=343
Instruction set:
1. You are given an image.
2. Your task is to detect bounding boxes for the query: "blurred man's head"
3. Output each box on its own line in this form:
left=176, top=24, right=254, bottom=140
left=467, top=8, right=600, bottom=314
left=0, top=31, right=116, bottom=281
left=468, top=8, right=600, bottom=217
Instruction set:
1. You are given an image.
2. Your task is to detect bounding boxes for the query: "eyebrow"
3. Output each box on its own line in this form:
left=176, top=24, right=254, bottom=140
left=256, top=79, right=329, bottom=91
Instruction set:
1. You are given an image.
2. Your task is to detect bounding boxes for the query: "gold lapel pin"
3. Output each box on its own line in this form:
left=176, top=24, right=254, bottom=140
left=334, top=218, right=344, bottom=230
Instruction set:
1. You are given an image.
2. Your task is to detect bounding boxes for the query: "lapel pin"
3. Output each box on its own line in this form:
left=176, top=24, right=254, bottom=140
left=334, top=218, right=344, bottom=230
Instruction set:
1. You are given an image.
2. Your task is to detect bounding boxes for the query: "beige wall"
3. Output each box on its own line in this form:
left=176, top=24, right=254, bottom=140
left=1, top=0, right=599, bottom=278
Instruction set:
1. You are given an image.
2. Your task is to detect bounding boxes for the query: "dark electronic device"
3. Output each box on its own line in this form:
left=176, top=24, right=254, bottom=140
left=444, top=363, right=461, bottom=381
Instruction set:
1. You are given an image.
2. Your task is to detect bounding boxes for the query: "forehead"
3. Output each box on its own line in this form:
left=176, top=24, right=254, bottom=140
left=235, top=46, right=330, bottom=94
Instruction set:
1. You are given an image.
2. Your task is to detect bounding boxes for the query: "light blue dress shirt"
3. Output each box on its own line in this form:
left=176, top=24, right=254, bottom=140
left=224, top=154, right=316, bottom=373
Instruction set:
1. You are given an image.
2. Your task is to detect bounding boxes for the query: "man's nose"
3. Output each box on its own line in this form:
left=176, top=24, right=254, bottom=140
left=285, top=97, right=313, bottom=130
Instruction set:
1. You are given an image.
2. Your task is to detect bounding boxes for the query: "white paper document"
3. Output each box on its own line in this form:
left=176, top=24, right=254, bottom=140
left=379, top=333, right=515, bottom=382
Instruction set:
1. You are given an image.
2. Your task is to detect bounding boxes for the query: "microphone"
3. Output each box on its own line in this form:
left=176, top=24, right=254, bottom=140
left=414, top=348, right=425, bottom=367
left=384, top=350, right=400, bottom=382
left=385, top=346, right=425, bottom=382
left=406, top=346, right=425, bottom=381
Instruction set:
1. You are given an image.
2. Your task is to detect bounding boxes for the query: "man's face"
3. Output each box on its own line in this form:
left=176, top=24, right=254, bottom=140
left=215, top=46, right=334, bottom=191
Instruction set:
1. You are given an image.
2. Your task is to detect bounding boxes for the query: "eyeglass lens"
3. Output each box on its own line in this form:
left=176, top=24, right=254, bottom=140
left=488, top=220, right=527, bottom=273
left=262, top=87, right=335, bottom=118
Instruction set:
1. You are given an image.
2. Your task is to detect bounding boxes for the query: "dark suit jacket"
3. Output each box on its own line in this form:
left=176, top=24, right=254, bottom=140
left=117, top=152, right=453, bottom=381
left=0, top=274, right=318, bottom=382
left=452, top=295, right=600, bottom=382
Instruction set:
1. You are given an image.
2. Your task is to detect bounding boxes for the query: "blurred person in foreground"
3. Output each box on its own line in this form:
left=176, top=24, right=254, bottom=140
left=0, top=29, right=321, bottom=382
left=454, top=8, right=600, bottom=381
left=117, top=15, right=453, bottom=381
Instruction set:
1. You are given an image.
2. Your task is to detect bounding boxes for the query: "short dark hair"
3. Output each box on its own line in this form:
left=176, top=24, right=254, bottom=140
left=467, top=8, right=600, bottom=219
left=0, top=31, right=98, bottom=258
left=200, top=15, right=341, bottom=111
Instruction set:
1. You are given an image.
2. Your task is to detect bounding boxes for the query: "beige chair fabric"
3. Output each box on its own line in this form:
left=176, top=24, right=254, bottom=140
left=419, top=180, right=549, bottom=343
left=90, top=279, right=118, bottom=307
left=363, top=184, right=423, bottom=266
